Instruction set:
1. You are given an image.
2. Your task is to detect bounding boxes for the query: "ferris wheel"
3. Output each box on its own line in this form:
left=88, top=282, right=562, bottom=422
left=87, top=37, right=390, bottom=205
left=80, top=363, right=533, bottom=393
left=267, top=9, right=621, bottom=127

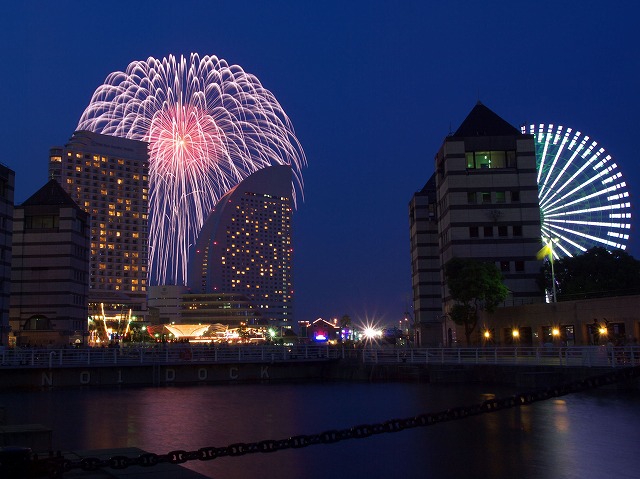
left=522, top=124, right=632, bottom=258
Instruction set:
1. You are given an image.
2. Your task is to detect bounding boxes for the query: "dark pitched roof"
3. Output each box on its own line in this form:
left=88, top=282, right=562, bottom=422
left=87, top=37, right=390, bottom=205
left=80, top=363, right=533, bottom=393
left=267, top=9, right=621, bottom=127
left=420, top=172, right=436, bottom=194
left=21, top=179, right=81, bottom=208
left=454, top=102, right=521, bottom=137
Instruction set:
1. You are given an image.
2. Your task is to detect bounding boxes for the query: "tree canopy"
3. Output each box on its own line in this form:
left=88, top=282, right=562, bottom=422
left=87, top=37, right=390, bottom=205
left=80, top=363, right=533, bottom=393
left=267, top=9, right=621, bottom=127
left=544, top=247, right=640, bottom=301
left=444, top=257, right=509, bottom=345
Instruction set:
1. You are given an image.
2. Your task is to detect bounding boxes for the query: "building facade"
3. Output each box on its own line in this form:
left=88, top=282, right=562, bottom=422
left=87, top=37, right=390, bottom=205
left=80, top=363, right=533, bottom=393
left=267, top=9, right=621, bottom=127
left=147, top=285, right=262, bottom=328
left=410, top=103, right=544, bottom=346
left=188, top=165, right=294, bottom=328
left=477, top=294, right=640, bottom=347
left=0, top=165, right=14, bottom=347
left=9, top=180, right=90, bottom=347
left=180, top=293, right=263, bottom=327
left=408, top=174, right=442, bottom=345
left=48, top=131, right=149, bottom=309
left=147, top=285, right=189, bottom=325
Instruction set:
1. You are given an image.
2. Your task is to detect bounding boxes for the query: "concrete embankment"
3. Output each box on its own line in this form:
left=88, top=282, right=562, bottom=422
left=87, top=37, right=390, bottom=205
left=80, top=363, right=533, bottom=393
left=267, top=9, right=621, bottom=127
left=1, top=359, right=637, bottom=390
left=0, top=361, right=333, bottom=390
left=330, top=361, right=639, bottom=390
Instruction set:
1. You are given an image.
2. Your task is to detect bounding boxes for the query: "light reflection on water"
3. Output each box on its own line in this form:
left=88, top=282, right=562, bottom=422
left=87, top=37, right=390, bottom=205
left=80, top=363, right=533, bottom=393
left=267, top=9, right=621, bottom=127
left=1, top=382, right=639, bottom=479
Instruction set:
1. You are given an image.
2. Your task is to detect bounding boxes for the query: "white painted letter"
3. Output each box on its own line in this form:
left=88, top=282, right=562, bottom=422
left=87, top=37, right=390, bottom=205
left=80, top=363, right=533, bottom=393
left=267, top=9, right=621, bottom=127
left=80, top=371, right=91, bottom=384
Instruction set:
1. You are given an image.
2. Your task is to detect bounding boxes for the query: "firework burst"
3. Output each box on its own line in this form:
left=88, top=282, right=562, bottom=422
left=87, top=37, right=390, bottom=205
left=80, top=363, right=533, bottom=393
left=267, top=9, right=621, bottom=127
left=78, top=53, right=306, bottom=286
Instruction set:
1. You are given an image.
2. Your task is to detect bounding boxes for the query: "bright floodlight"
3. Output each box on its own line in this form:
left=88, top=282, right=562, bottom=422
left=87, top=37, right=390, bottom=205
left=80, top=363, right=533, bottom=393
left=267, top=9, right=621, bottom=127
left=523, top=124, right=631, bottom=258
left=78, top=53, right=306, bottom=286
left=363, top=327, right=381, bottom=340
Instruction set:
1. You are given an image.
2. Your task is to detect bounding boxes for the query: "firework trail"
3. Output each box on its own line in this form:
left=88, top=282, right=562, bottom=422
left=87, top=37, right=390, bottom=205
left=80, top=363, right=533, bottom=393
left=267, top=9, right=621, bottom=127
left=78, top=53, right=306, bottom=286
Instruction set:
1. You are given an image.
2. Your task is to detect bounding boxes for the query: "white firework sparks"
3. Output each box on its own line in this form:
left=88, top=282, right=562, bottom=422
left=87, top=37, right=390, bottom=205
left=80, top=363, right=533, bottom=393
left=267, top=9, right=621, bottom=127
left=78, top=53, right=306, bottom=286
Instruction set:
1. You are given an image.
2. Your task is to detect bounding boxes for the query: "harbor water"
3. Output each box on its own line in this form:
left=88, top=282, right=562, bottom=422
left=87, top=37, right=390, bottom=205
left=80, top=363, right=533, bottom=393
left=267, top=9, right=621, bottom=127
left=1, top=381, right=639, bottom=478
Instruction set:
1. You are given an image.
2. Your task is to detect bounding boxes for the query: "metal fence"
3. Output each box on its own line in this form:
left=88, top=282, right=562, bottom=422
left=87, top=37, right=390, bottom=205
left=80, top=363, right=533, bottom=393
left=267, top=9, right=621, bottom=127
left=0, top=344, right=338, bottom=369
left=1, top=344, right=638, bottom=369
left=361, top=345, right=640, bottom=368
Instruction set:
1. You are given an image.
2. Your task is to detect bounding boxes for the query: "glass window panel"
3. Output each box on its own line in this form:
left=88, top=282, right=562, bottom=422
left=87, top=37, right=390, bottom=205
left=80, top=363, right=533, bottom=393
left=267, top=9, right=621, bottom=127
left=491, top=151, right=506, bottom=168
left=476, top=152, right=491, bottom=169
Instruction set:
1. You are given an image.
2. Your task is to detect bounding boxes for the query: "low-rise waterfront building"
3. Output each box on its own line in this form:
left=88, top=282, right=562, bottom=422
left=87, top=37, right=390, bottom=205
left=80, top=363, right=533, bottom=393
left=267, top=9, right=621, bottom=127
left=0, top=164, right=14, bottom=348
left=9, top=180, right=90, bottom=347
left=476, top=294, right=640, bottom=347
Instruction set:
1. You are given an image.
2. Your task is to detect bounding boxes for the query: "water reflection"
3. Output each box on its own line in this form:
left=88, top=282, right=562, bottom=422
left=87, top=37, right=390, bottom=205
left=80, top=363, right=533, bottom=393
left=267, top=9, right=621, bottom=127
left=1, top=383, right=639, bottom=478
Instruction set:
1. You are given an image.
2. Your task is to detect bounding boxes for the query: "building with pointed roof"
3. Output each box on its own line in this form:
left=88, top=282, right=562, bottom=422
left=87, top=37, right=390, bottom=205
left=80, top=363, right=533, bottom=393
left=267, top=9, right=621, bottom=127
left=409, top=102, right=543, bottom=346
left=10, top=179, right=90, bottom=347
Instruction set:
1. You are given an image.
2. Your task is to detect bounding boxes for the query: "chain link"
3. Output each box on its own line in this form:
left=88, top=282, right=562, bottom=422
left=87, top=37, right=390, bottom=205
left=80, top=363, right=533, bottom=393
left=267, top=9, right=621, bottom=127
left=26, top=367, right=639, bottom=477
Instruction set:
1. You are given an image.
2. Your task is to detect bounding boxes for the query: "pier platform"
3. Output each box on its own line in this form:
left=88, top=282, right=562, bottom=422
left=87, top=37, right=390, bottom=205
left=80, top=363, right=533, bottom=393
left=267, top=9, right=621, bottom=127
left=1, top=447, right=209, bottom=478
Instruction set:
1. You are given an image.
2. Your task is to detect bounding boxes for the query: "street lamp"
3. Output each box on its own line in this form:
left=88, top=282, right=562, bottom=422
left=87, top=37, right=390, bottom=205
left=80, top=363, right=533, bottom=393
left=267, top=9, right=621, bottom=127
left=512, top=329, right=520, bottom=343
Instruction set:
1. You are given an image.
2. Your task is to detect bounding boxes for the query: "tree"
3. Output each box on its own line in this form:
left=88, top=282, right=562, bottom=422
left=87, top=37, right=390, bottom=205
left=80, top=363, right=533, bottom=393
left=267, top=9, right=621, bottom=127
left=444, top=258, right=509, bottom=345
left=544, top=247, right=640, bottom=301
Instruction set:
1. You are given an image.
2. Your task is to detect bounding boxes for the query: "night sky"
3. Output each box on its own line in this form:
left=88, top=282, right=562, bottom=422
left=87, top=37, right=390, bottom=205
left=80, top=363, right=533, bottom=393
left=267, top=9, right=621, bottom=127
left=1, top=1, right=638, bottom=326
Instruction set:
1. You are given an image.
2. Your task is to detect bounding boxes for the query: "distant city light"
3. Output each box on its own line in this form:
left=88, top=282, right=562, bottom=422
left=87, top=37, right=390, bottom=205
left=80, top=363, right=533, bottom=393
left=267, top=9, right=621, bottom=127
left=363, top=327, right=382, bottom=340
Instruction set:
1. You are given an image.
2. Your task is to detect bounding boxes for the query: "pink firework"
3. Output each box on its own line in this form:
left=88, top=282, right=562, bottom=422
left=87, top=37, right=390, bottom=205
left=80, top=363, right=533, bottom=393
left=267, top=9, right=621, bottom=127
left=77, top=53, right=306, bottom=286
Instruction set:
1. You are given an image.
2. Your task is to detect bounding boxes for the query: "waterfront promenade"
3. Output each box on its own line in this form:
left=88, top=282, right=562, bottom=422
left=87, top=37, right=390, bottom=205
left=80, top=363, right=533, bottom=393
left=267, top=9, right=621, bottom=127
left=0, top=344, right=638, bottom=391
left=1, top=344, right=638, bottom=369
left=1, top=345, right=640, bottom=478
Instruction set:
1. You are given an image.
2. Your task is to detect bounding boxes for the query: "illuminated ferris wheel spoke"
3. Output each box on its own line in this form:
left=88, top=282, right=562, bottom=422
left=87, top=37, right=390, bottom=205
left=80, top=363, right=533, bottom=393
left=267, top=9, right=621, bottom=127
left=537, top=124, right=554, bottom=184
left=524, top=124, right=632, bottom=258
left=541, top=144, right=581, bottom=205
left=544, top=179, right=624, bottom=214
left=539, top=129, right=569, bottom=200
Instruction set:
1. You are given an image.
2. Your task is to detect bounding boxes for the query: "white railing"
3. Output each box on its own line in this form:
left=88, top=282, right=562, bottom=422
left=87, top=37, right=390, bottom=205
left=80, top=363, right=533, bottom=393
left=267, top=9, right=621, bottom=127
left=0, top=344, right=338, bottom=369
left=1, top=345, right=638, bottom=369
left=361, top=346, right=640, bottom=368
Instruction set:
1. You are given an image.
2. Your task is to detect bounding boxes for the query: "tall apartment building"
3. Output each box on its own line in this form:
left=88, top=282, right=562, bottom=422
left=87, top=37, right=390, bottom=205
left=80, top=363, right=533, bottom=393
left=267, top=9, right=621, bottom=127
left=0, top=164, right=14, bottom=347
left=188, top=165, right=294, bottom=328
left=49, top=131, right=149, bottom=311
left=410, top=103, right=543, bottom=346
left=10, top=180, right=90, bottom=347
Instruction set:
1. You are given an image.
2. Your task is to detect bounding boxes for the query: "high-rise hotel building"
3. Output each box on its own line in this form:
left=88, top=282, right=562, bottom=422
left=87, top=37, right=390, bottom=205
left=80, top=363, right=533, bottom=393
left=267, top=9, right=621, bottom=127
left=187, top=165, right=294, bottom=327
left=49, top=131, right=149, bottom=306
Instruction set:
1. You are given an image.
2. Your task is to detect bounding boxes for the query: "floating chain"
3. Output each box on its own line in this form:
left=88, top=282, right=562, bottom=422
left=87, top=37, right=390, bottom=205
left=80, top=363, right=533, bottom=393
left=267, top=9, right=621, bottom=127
left=21, top=367, right=640, bottom=477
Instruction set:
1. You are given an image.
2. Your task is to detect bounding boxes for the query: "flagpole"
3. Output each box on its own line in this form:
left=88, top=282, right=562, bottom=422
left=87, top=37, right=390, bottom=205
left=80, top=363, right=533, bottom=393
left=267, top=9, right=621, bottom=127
left=550, top=240, right=557, bottom=303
